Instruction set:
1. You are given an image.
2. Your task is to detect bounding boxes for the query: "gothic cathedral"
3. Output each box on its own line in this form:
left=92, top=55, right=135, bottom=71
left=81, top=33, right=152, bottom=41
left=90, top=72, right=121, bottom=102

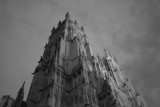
left=0, top=13, right=147, bottom=107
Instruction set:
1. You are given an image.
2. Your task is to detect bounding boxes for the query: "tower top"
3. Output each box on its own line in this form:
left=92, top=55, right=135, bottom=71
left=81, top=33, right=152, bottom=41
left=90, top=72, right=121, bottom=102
left=65, top=12, right=70, bottom=20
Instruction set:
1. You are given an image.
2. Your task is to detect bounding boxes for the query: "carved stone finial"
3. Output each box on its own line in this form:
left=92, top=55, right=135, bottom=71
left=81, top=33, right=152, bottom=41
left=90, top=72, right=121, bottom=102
left=65, top=12, right=70, bottom=19
left=104, top=49, right=109, bottom=57
left=58, top=21, right=61, bottom=26
left=44, top=43, right=48, bottom=48
left=136, top=92, right=140, bottom=97
left=38, top=56, right=43, bottom=63
left=51, top=27, right=55, bottom=33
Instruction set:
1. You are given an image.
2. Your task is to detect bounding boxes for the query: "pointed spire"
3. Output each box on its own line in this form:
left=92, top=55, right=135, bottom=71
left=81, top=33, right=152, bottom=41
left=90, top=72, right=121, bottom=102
left=51, top=27, right=55, bottom=34
left=104, top=48, right=109, bottom=57
left=136, top=90, right=141, bottom=97
left=19, top=81, right=25, bottom=92
left=58, top=21, right=61, bottom=26
left=14, top=81, right=25, bottom=107
left=65, top=12, right=70, bottom=20
left=44, top=43, right=48, bottom=48
left=22, top=81, right=25, bottom=89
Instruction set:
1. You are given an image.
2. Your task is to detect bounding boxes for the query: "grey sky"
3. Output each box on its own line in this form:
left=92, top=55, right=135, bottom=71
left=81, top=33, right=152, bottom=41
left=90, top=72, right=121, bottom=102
left=0, top=0, right=160, bottom=106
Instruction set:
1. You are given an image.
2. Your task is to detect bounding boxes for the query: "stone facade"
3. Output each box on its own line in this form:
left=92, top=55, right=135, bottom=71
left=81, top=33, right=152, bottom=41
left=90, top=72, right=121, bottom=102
left=26, top=13, right=147, bottom=107
left=0, top=13, right=147, bottom=107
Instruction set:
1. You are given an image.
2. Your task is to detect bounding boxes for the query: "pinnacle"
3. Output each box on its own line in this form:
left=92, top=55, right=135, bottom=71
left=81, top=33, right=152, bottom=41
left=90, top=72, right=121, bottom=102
left=19, top=81, right=25, bottom=91
left=104, top=48, right=109, bottom=57
left=22, top=81, right=25, bottom=88
left=65, top=12, right=70, bottom=19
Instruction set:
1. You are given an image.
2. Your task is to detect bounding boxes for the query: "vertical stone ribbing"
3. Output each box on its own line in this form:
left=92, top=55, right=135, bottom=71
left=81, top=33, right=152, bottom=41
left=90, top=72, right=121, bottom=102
left=26, top=13, right=147, bottom=107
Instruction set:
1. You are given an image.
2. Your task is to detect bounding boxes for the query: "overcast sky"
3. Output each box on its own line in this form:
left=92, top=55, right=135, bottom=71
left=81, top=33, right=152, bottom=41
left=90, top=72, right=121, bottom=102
left=0, top=0, right=160, bottom=106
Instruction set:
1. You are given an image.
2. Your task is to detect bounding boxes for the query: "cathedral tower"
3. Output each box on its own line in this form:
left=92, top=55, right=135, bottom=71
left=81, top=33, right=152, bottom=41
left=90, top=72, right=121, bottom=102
left=26, top=13, right=147, bottom=107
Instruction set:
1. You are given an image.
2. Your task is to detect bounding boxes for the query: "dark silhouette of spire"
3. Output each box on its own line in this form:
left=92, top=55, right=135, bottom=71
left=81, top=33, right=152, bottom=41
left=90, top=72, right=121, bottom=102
left=65, top=12, right=70, bottom=20
left=22, top=81, right=25, bottom=89
left=14, top=81, right=25, bottom=107
left=104, top=48, right=109, bottom=57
